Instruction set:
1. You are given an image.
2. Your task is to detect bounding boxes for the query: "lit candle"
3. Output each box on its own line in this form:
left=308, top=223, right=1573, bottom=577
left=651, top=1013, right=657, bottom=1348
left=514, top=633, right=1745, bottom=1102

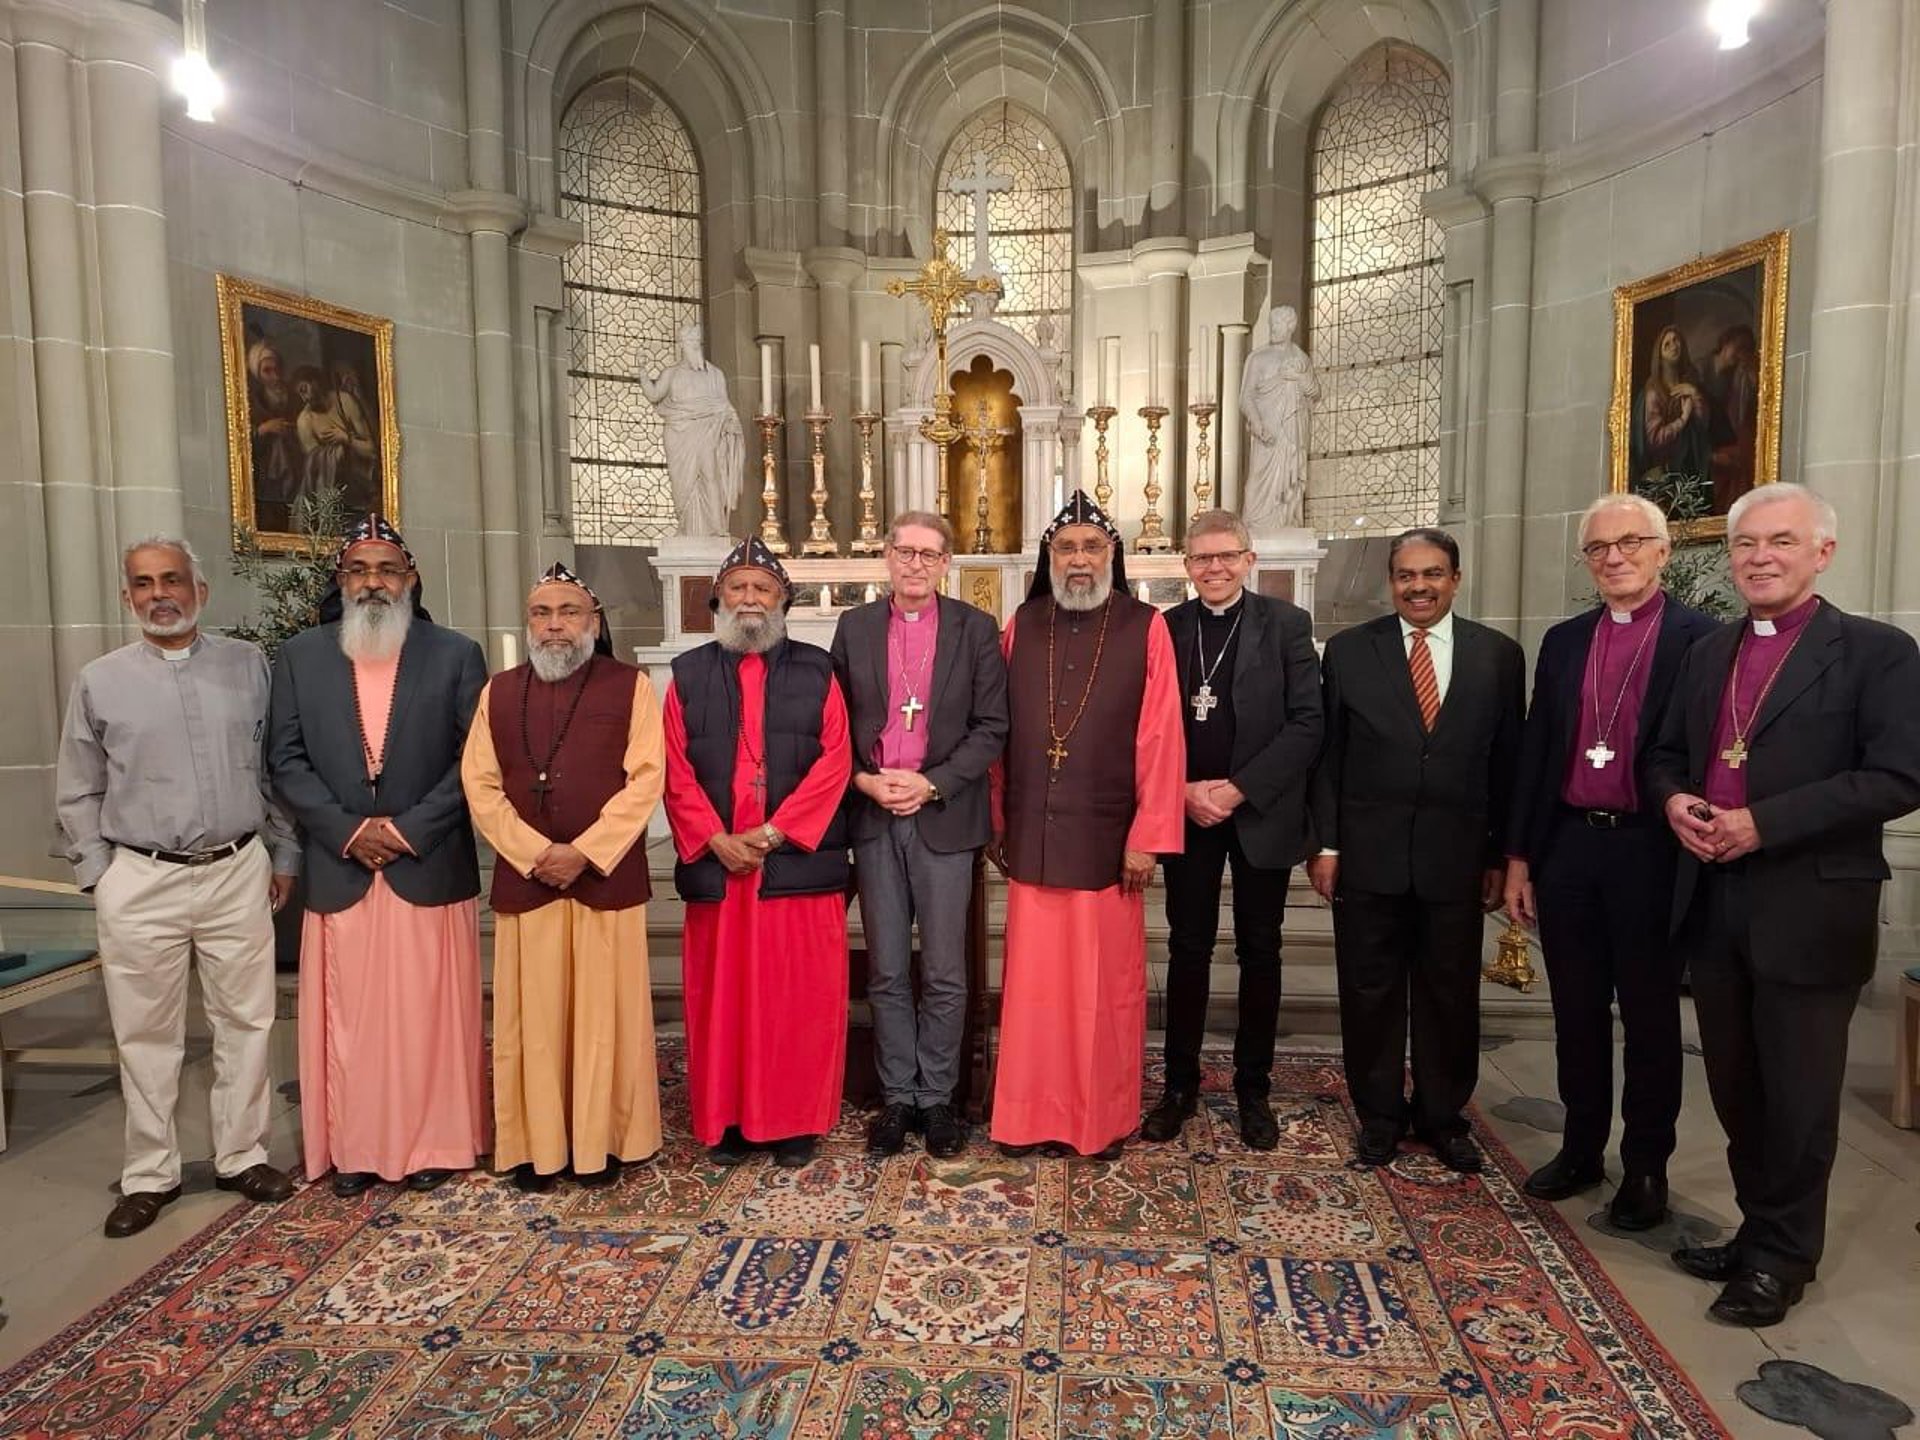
left=860, top=340, right=872, bottom=412
left=1148, top=333, right=1160, bottom=405
left=760, top=342, right=773, bottom=414
left=809, top=343, right=822, bottom=411
left=1136, top=579, right=1151, bottom=603
left=819, top=583, right=834, bottom=613
left=498, top=631, right=519, bottom=671
left=864, top=582, right=878, bottom=603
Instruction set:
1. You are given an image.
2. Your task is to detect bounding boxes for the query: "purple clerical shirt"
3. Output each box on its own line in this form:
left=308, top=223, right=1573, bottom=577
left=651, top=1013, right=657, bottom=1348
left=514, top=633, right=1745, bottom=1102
left=1563, top=592, right=1666, bottom=811
left=874, top=598, right=938, bottom=771
left=1703, top=594, right=1821, bottom=811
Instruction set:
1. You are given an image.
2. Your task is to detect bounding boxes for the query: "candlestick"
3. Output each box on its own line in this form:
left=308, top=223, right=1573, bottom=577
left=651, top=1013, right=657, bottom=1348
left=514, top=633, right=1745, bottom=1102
left=850, top=410, right=883, bottom=555
left=1087, top=404, right=1118, bottom=513
left=864, top=582, right=878, bottom=603
left=800, top=407, right=839, bottom=556
left=859, top=340, right=872, bottom=412
left=818, top=583, right=834, bottom=614
left=1101, top=337, right=1120, bottom=409
left=755, top=411, right=788, bottom=555
left=1188, top=400, right=1218, bottom=526
left=760, top=342, right=773, bottom=415
left=498, top=631, right=518, bottom=671
left=1135, top=403, right=1172, bottom=553
left=808, top=343, right=822, bottom=411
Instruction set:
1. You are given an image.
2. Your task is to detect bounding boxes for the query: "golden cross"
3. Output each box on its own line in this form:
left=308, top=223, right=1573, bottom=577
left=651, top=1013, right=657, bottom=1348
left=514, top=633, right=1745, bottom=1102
left=1046, top=737, right=1069, bottom=771
left=885, top=229, right=1000, bottom=341
left=1719, top=737, right=1748, bottom=770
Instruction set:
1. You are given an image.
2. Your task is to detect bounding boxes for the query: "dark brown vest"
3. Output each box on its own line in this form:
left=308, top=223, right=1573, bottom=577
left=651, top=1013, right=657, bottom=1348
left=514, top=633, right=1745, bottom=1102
left=1004, top=591, right=1153, bottom=890
left=486, top=657, right=653, bottom=914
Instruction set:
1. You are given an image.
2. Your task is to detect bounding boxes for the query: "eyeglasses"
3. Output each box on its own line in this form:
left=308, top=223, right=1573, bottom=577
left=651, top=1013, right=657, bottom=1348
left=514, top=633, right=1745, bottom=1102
left=1579, top=536, right=1657, bottom=562
left=889, top=545, right=948, bottom=567
left=1185, top=548, right=1248, bottom=570
left=337, top=563, right=413, bottom=581
left=527, top=605, right=592, bottom=623
left=1049, top=539, right=1112, bottom=560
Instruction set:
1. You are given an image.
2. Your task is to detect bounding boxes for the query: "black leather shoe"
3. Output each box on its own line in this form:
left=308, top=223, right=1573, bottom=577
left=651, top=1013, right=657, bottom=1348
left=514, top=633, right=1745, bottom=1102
left=866, top=1103, right=916, bottom=1156
left=1237, top=1094, right=1280, bottom=1151
left=1086, top=1138, right=1125, bottom=1161
left=511, top=1164, right=558, bottom=1194
left=921, top=1104, right=966, bottom=1158
left=1355, top=1122, right=1401, bottom=1166
left=406, top=1169, right=453, bottom=1192
left=330, top=1170, right=376, bottom=1198
left=1424, top=1132, right=1484, bottom=1174
left=1672, top=1241, right=1742, bottom=1282
left=1709, top=1269, right=1804, bottom=1327
left=1140, top=1087, right=1198, bottom=1143
left=574, top=1163, right=622, bottom=1189
left=1608, top=1172, right=1669, bottom=1231
left=1523, top=1151, right=1605, bottom=1200
left=104, top=1185, right=182, bottom=1238
left=998, top=1141, right=1039, bottom=1158
left=215, top=1162, right=295, bottom=1203
left=708, top=1128, right=754, bottom=1166
left=771, top=1136, right=817, bottom=1169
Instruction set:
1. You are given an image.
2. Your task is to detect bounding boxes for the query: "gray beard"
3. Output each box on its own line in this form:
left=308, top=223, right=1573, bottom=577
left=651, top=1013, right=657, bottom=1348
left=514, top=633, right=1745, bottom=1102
left=339, top=594, right=412, bottom=661
left=138, top=603, right=199, bottom=639
left=1052, top=568, right=1113, bottom=613
left=528, top=630, right=595, bottom=682
left=714, top=604, right=786, bottom=654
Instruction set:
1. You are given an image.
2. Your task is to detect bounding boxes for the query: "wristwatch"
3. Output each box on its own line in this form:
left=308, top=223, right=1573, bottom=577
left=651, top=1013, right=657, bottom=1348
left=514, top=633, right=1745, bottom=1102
left=762, top=822, right=782, bottom=848
left=924, top=779, right=943, bottom=804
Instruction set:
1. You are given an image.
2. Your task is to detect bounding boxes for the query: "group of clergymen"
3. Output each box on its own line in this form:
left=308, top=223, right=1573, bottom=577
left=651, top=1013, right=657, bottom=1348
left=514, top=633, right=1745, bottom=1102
left=54, top=480, right=1920, bottom=1332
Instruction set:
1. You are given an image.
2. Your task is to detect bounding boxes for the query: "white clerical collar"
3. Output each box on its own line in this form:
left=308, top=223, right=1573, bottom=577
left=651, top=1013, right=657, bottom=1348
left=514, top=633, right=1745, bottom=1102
left=1751, top=617, right=1778, bottom=636
left=1202, top=590, right=1244, bottom=617
left=892, top=599, right=931, bottom=622
left=144, top=634, right=202, bottom=661
left=1399, top=610, right=1455, bottom=644
left=1607, top=590, right=1664, bottom=625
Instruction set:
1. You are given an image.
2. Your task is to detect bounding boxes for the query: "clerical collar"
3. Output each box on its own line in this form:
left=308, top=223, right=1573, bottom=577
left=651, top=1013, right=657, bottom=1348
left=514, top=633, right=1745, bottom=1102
left=1606, top=590, right=1665, bottom=625
left=1748, top=593, right=1820, bottom=638
left=891, top=598, right=932, bottom=622
left=144, top=634, right=203, bottom=661
left=1201, top=591, right=1244, bottom=618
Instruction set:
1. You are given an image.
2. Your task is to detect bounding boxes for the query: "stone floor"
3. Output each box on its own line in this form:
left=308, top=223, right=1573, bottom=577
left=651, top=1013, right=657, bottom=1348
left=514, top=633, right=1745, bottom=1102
left=0, top=985, right=1915, bottom=1438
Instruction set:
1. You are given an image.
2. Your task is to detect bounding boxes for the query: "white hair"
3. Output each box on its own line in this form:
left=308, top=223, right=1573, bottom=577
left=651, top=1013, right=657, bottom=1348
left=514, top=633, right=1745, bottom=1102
left=122, top=535, right=206, bottom=589
left=714, top=601, right=787, bottom=654
left=1727, top=482, right=1838, bottom=545
left=1051, top=553, right=1115, bottom=613
left=339, top=588, right=413, bottom=661
left=1578, top=494, right=1670, bottom=546
left=527, top=627, right=595, bottom=683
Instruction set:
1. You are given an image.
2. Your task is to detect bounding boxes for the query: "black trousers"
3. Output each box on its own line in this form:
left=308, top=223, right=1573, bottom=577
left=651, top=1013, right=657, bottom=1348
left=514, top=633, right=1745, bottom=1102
left=1534, top=812, right=1683, bottom=1173
left=1685, top=865, right=1860, bottom=1283
left=1333, top=886, right=1484, bottom=1137
left=1160, top=817, right=1287, bottom=1097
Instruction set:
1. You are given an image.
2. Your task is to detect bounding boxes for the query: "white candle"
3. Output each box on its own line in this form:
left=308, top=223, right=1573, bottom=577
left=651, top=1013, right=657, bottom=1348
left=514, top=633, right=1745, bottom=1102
left=819, top=583, right=834, bottom=613
left=809, top=344, right=822, bottom=411
left=1136, top=579, right=1151, bottom=603
left=498, top=631, right=519, bottom=671
left=1053, top=473, right=1064, bottom=510
left=1102, top=337, right=1120, bottom=407
left=1203, top=325, right=1217, bottom=402
left=864, top=582, right=878, bottom=603
left=760, top=342, right=773, bottom=414
left=1148, top=333, right=1160, bottom=405
left=859, top=340, right=872, bottom=412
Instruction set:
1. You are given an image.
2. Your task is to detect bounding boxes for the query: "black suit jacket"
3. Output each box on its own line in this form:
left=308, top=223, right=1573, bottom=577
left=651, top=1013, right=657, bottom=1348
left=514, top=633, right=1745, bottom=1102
left=1646, top=600, right=1920, bottom=986
left=1508, top=596, right=1717, bottom=871
left=1310, top=612, right=1526, bottom=901
left=830, top=594, right=1009, bottom=853
left=1163, top=590, right=1324, bottom=869
left=268, top=621, right=487, bottom=914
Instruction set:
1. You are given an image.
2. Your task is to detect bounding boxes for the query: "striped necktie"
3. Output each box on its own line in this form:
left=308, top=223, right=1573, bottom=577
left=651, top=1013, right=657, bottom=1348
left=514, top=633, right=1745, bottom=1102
left=1409, top=628, right=1440, bottom=731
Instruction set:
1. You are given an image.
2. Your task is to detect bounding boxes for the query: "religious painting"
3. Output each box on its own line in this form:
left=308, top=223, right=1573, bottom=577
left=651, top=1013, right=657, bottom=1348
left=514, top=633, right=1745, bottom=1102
left=218, top=274, right=400, bottom=553
left=954, top=566, right=1002, bottom=620
left=1608, top=230, right=1788, bottom=541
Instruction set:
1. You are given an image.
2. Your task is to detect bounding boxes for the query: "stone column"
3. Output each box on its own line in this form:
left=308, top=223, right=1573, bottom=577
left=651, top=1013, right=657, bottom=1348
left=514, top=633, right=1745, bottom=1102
left=813, top=0, right=847, bottom=247
left=1219, top=322, right=1249, bottom=512
left=1148, top=0, right=1186, bottom=235
left=1137, top=239, right=1194, bottom=530
left=805, top=246, right=862, bottom=543
left=1801, top=0, right=1902, bottom=616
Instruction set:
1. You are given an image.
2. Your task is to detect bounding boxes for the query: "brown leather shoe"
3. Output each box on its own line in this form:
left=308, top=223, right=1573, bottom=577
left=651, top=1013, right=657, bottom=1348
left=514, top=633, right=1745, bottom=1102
left=104, top=1185, right=182, bottom=1238
left=214, top=1163, right=295, bottom=1203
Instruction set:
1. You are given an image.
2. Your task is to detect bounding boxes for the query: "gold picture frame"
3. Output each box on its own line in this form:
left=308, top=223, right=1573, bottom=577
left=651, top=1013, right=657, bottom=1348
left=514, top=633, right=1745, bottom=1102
left=1608, top=230, right=1788, bottom=542
left=218, top=274, right=400, bottom=553
left=953, top=566, right=1003, bottom=620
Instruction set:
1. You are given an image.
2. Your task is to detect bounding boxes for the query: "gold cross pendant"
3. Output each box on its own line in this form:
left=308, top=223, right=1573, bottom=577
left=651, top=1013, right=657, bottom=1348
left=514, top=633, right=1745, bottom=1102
left=1046, top=738, right=1068, bottom=771
left=1720, top=737, right=1748, bottom=770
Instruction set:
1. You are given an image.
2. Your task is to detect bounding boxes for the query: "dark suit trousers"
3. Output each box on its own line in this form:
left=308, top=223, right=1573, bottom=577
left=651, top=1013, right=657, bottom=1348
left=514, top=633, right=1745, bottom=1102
left=1684, top=866, right=1860, bottom=1283
left=1160, top=817, right=1287, bottom=1097
left=1535, top=812, right=1683, bottom=1173
left=1334, top=887, right=1484, bottom=1137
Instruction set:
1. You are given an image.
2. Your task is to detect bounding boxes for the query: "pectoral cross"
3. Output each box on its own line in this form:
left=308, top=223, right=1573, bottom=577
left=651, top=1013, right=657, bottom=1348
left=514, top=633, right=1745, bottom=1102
left=900, top=694, right=925, bottom=731
left=531, top=770, right=552, bottom=812
left=1191, top=684, right=1219, bottom=723
left=1720, top=737, right=1748, bottom=770
left=750, top=766, right=768, bottom=804
left=1584, top=741, right=1615, bottom=769
left=1046, top=738, right=1069, bottom=771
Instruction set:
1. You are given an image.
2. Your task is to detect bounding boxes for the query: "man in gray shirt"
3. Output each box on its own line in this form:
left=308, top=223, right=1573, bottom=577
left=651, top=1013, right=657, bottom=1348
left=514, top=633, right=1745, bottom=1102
left=56, top=538, right=300, bottom=1237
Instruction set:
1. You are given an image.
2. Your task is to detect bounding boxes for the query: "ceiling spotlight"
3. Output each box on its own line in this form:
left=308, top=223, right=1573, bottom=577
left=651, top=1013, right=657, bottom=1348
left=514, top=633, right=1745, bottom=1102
left=1707, top=0, right=1759, bottom=49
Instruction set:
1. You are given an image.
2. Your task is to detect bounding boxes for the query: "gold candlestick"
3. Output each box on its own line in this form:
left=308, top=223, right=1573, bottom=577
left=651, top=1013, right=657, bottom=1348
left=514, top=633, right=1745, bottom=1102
left=801, top=408, right=838, bottom=556
left=924, top=391, right=963, bottom=521
left=1087, top=404, right=1118, bottom=512
left=1135, top=404, right=1172, bottom=552
left=755, top=412, right=788, bottom=555
left=850, top=411, right=883, bottom=555
left=962, top=399, right=1004, bottom=554
left=1484, top=918, right=1538, bottom=992
left=1188, top=400, right=1218, bottom=528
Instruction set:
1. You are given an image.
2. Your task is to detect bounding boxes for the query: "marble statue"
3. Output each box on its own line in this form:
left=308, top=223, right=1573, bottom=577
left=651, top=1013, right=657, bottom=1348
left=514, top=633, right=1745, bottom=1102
left=1238, top=305, right=1320, bottom=532
left=640, top=322, right=745, bottom=537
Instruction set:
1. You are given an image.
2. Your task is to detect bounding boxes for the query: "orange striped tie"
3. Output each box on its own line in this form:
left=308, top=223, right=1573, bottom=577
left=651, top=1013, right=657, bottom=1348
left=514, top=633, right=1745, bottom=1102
left=1409, top=628, right=1440, bottom=730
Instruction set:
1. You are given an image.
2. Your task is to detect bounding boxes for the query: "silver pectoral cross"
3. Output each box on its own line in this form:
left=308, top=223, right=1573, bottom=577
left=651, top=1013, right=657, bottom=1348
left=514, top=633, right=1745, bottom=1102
left=900, top=694, right=925, bottom=731
left=1584, top=741, right=1615, bottom=769
left=1191, top=684, right=1219, bottom=722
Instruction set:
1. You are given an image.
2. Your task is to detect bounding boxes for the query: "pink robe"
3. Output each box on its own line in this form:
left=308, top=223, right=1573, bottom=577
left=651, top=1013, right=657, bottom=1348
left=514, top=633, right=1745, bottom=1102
left=990, top=609, right=1186, bottom=1154
left=663, top=655, right=853, bottom=1146
left=298, top=654, right=487, bottom=1181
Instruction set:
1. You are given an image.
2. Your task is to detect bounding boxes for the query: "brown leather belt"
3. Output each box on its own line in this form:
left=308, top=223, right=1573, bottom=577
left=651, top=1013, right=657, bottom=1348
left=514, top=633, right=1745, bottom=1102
left=117, top=838, right=250, bottom=867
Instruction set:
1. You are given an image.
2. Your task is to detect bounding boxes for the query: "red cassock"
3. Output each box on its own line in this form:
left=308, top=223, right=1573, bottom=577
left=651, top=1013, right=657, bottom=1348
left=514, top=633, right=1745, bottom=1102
left=663, top=654, right=852, bottom=1146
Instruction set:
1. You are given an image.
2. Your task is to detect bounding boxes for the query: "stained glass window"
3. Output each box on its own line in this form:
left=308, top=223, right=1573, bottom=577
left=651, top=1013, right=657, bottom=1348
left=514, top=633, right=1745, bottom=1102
left=560, top=84, right=704, bottom=546
left=935, top=104, right=1073, bottom=355
left=1305, top=44, right=1449, bottom=534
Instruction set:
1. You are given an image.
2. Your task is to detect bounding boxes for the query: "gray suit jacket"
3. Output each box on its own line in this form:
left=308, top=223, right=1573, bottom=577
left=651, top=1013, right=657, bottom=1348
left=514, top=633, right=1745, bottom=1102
left=830, top=594, right=1009, bottom=853
left=268, top=620, right=487, bottom=914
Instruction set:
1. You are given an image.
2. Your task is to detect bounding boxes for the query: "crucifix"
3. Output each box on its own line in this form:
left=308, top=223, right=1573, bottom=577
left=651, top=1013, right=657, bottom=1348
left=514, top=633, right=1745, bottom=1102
left=749, top=766, right=769, bottom=805
left=1046, top=737, right=1069, bottom=771
left=1191, top=685, right=1219, bottom=723
left=886, top=230, right=1000, bottom=518
left=899, top=694, right=925, bottom=731
left=948, top=151, right=1013, bottom=275
left=531, top=770, right=553, bottom=811
left=1719, top=737, right=1748, bottom=770
left=1583, top=740, right=1615, bottom=769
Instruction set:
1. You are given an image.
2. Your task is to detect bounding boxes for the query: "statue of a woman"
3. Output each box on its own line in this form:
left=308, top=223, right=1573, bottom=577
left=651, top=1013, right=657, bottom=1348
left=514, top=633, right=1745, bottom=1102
left=1239, top=305, right=1320, bottom=532
left=640, top=322, right=745, bottom=537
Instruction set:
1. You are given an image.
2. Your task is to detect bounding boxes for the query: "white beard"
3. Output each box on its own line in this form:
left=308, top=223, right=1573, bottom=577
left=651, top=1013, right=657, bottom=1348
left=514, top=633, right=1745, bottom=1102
left=339, top=593, right=413, bottom=661
left=1052, top=565, right=1113, bottom=613
left=528, top=629, right=595, bottom=682
left=714, top=604, right=786, bottom=654
left=138, top=601, right=200, bottom=639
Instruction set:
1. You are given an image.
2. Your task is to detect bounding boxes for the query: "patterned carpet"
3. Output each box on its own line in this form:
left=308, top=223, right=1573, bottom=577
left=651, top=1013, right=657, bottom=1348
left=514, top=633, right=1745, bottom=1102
left=0, top=1047, right=1729, bottom=1438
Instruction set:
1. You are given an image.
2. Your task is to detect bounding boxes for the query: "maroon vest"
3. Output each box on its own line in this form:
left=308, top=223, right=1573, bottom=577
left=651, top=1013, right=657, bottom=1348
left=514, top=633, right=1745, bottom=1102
left=486, top=657, right=653, bottom=914
left=1004, top=591, right=1153, bottom=890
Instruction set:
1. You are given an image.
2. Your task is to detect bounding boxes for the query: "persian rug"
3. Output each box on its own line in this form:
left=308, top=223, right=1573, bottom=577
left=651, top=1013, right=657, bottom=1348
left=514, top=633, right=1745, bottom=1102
left=0, top=1047, right=1729, bottom=1438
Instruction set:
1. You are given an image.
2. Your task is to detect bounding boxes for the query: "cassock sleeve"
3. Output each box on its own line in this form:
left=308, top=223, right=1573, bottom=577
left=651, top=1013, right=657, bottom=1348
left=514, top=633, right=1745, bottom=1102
left=459, top=683, right=551, bottom=878
left=988, top=613, right=1018, bottom=835
left=768, top=680, right=853, bottom=852
left=572, top=670, right=667, bottom=877
left=1127, top=611, right=1187, bottom=855
left=663, top=680, right=728, bottom=863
